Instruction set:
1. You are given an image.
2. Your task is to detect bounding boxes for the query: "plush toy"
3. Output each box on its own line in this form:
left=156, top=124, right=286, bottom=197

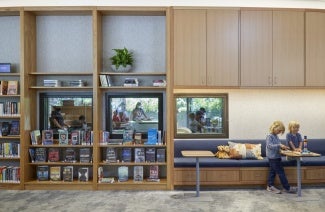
left=215, top=145, right=230, bottom=159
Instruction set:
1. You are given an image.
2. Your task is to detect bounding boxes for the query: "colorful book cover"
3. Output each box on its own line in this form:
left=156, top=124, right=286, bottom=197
left=30, top=130, right=41, bottom=145
left=62, top=166, right=73, bottom=182
left=122, top=148, right=132, bottom=162
left=79, top=148, right=91, bottom=163
left=146, top=128, right=157, bottom=145
left=106, top=148, right=117, bottom=163
left=71, top=130, right=80, bottom=145
left=9, top=120, right=20, bottom=135
left=78, top=167, right=89, bottom=182
left=37, top=165, right=49, bottom=181
left=59, top=130, right=69, bottom=145
left=156, top=148, right=166, bottom=162
left=50, top=166, right=61, bottom=181
left=118, top=166, right=128, bottom=182
left=147, top=165, right=159, bottom=181
left=48, top=148, right=60, bottom=162
left=7, top=80, right=18, bottom=95
left=133, top=166, right=143, bottom=182
left=42, top=130, right=53, bottom=145
left=145, top=148, right=156, bottom=162
left=134, top=148, right=145, bottom=163
left=35, top=148, right=47, bottom=162
left=64, top=148, right=76, bottom=162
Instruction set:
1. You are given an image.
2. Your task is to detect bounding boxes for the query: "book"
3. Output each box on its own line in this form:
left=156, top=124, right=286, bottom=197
left=78, top=167, right=89, bottom=182
left=9, top=120, right=20, bottom=135
left=106, top=148, right=117, bottom=163
left=133, top=166, right=143, bottom=182
left=71, top=130, right=80, bottom=145
left=7, top=80, right=18, bottom=95
left=134, top=132, right=142, bottom=144
left=58, top=130, right=69, bottom=145
left=0, top=80, right=8, bottom=95
left=1, top=122, right=10, bottom=136
left=28, top=148, right=35, bottom=162
left=79, top=148, right=91, bottom=163
left=42, top=130, right=53, bottom=145
left=145, top=148, right=156, bottom=163
left=121, top=148, right=132, bottom=162
left=118, top=166, right=128, bottom=182
left=123, top=129, right=133, bottom=144
left=50, top=166, right=61, bottom=181
left=37, top=165, right=49, bottom=181
left=35, top=148, right=47, bottom=162
left=98, top=167, right=104, bottom=183
left=99, top=75, right=108, bottom=87
left=30, top=130, right=41, bottom=145
left=64, top=148, right=76, bottom=162
left=63, top=166, right=73, bottom=182
left=134, top=148, right=145, bottom=163
left=99, top=130, right=109, bottom=145
left=147, top=165, right=159, bottom=181
left=47, top=148, right=60, bottom=162
left=146, top=128, right=157, bottom=145
left=156, top=148, right=166, bottom=162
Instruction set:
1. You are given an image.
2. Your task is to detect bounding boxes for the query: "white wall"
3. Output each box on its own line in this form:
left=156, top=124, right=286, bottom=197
left=1, top=0, right=325, bottom=9
left=229, top=89, right=325, bottom=139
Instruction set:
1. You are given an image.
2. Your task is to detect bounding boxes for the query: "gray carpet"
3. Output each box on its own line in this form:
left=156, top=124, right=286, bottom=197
left=0, top=187, right=324, bottom=212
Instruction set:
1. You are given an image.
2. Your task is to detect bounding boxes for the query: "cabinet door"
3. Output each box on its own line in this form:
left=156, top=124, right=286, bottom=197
left=207, top=9, right=239, bottom=86
left=306, top=12, right=325, bottom=86
left=273, top=11, right=304, bottom=87
left=173, top=9, right=206, bottom=86
left=241, top=10, right=272, bottom=86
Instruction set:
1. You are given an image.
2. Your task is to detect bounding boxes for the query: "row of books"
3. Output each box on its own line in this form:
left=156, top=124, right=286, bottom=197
left=30, top=129, right=93, bottom=146
left=0, top=166, right=20, bottom=183
left=37, top=165, right=89, bottom=182
left=98, top=165, right=160, bottom=183
left=29, top=147, right=92, bottom=163
left=0, top=121, right=20, bottom=136
left=0, top=80, right=19, bottom=95
left=105, top=147, right=165, bottom=163
left=0, top=101, right=20, bottom=116
left=99, top=75, right=112, bottom=87
left=0, top=142, right=20, bottom=158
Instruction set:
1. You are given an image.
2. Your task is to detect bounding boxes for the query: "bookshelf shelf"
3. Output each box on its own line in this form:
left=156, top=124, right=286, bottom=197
left=0, top=94, right=20, bottom=97
left=29, top=72, right=93, bottom=76
left=29, top=162, right=93, bottom=166
left=99, top=86, right=166, bottom=90
left=0, top=135, right=21, bottom=139
left=99, top=72, right=166, bottom=76
left=99, top=162, right=167, bottom=166
left=30, top=86, right=93, bottom=90
left=0, top=157, right=20, bottom=160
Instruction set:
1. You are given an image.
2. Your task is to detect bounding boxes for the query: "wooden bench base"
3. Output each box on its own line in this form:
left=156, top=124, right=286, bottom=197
left=174, top=166, right=325, bottom=186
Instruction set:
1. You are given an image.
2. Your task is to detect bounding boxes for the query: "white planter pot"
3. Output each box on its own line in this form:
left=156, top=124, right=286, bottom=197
left=111, top=65, right=132, bottom=72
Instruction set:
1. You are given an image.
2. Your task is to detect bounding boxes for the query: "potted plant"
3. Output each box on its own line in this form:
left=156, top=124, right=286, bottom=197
left=110, top=47, right=134, bottom=72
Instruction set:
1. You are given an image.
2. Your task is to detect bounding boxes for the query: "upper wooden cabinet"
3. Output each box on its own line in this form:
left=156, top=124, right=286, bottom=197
left=173, top=9, right=207, bottom=86
left=207, top=10, right=239, bottom=86
left=241, top=10, right=273, bottom=86
left=306, top=12, right=325, bottom=86
left=173, top=9, right=239, bottom=87
left=273, top=10, right=304, bottom=87
left=241, top=10, right=304, bottom=87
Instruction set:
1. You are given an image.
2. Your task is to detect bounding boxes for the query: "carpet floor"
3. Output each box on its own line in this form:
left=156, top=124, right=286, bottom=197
left=0, top=186, right=324, bottom=212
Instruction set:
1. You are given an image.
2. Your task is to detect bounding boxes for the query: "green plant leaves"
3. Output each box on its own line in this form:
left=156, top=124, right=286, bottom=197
left=110, top=47, right=134, bottom=68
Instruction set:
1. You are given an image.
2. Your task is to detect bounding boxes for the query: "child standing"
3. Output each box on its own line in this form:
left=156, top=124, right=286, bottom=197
left=266, top=120, right=297, bottom=194
left=286, top=121, right=303, bottom=152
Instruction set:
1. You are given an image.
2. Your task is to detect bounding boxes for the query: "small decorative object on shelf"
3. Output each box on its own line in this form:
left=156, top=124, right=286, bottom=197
left=153, top=79, right=166, bottom=87
left=110, top=47, right=134, bottom=72
left=0, top=63, right=11, bottom=73
left=123, top=78, right=138, bottom=87
left=43, top=79, right=61, bottom=87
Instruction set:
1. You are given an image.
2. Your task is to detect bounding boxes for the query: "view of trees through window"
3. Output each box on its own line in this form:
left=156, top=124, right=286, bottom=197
left=175, top=94, right=228, bottom=138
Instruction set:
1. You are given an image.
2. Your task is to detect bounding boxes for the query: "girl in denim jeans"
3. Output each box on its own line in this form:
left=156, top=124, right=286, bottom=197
left=266, top=120, right=297, bottom=194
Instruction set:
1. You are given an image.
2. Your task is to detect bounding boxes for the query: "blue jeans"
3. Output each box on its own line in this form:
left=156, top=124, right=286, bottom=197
left=267, top=158, right=290, bottom=190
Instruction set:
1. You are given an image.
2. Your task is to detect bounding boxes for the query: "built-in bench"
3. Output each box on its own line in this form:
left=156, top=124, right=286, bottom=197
left=174, top=139, right=325, bottom=186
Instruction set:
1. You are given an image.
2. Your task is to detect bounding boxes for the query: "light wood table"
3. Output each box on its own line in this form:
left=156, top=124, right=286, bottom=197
left=181, top=150, right=215, bottom=197
left=281, top=150, right=321, bottom=197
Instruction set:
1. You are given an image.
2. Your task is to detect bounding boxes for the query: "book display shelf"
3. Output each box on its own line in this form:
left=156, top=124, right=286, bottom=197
left=0, top=8, right=22, bottom=190
left=0, top=6, right=172, bottom=191
left=98, top=143, right=167, bottom=190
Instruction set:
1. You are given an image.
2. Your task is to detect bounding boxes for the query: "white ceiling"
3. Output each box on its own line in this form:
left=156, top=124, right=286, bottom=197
left=1, top=0, right=325, bottom=9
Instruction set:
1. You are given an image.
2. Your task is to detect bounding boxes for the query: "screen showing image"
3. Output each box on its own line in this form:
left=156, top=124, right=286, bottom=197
left=106, top=93, right=163, bottom=138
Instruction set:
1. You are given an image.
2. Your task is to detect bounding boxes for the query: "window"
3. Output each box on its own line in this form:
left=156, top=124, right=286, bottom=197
left=175, top=94, right=228, bottom=138
left=39, top=92, right=93, bottom=133
left=106, top=92, right=164, bottom=139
